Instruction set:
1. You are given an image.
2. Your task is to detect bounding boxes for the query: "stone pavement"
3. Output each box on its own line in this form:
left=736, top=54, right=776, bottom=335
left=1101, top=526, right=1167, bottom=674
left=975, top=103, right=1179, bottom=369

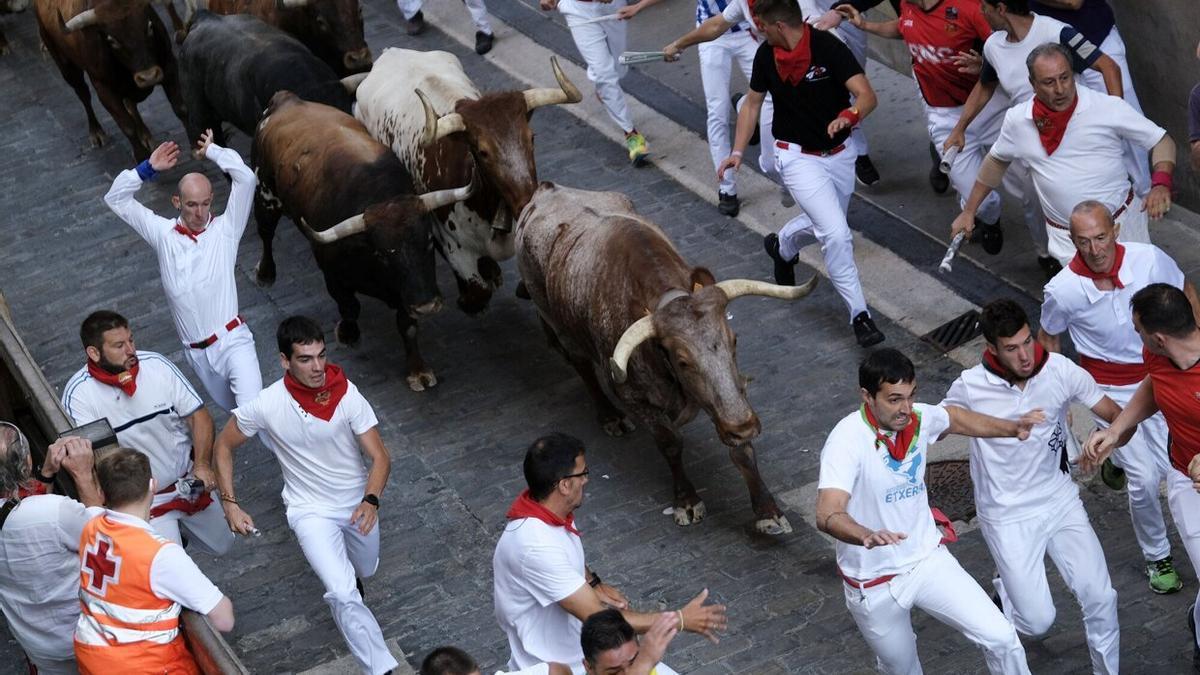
left=0, top=2, right=1197, bottom=673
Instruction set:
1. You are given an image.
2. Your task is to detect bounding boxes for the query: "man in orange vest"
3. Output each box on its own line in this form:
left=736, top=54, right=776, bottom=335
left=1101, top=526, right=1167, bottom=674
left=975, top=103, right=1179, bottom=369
left=74, top=447, right=235, bottom=674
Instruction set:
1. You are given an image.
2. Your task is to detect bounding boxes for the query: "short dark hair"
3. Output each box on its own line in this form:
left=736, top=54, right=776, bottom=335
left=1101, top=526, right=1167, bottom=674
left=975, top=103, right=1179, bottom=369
left=419, top=646, right=477, bottom=675
left=581, top=609, right=636, bottom=665
left=97, top=447, right=151, bottom=508
left=859, top=348, right=916, bottom=396
left=983, top=0, right=1029, bottom=15
left=1026, top=42, right=1072, bottom=78
left=751, top=0, right=805, bottom=26
left=523, top=433, right=586, bottom=501
left=1132, top=283, right=1197, bottom=339
left=80, top=310, right=129, bottom=352
left=979, top=299, right=1030, bottom=345
left=277, top=315, right=325, bottom=358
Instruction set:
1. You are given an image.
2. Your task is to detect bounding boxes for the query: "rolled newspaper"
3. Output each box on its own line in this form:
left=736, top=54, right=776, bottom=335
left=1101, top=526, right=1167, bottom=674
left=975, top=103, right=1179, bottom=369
left=939, top=232, right=966, bottom=273
left=939, top=145, right=960, bottom=175
left=619, top=51, right=667, bottom=65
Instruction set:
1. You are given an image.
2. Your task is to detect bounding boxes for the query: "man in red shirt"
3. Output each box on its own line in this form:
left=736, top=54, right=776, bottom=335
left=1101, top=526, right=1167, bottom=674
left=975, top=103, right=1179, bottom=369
left=1084, top=282, right=1200, bottom=670
left=837, top=0, right=1011, bottom=246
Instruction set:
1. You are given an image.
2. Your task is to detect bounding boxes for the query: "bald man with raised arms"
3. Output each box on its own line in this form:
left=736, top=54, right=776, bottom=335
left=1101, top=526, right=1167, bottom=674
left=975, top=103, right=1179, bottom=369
left=104, top=130, right=263, bottom=412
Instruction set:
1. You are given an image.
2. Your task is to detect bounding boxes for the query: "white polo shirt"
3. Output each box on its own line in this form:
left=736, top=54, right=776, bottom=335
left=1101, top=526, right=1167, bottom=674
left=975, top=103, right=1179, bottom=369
left=62, top=351, right=204, bottom=488
left=818, top=403, right=950, bottom=580
left=989, top=86, right=1166, bottom=227
left=941, top=353, right=1104, bottom=524
left=0, top=494, right=92, bottom=663
left=493, top=517, right=588, bottom=675
left=103, top=145, right=257, bottom=345
left=1041, top=242, right=1185, bottom=366
left=982, top=14, right=1100, bottom=104
left=233, top=378, right=377, bottom=514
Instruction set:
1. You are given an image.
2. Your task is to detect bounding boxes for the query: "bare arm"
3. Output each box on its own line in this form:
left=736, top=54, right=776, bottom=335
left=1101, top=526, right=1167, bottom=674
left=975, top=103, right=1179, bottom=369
left=57, top=437, right=103, bottom=507
left=664, top=13, right=732, bottom=58
left=1143, top=133, right=1176, bottom=220
left=816, top=487, right=906, bottom=548
left=944, top=405, right=1044, bottom=439
left=1082, top=378, right=1157, bottom=471
left=213, top=419, right=255, bottom=535
left=945, top=79, right=998, bottom=153
left=616, top=0, right=666, bottom=19
left=949, top=153, right=1009, bottom=238
left=206, top=596, right=235, bottom=632
left=558, top=584, right=727, bottom=643
left=717, top=88, right=765, bottom=180
left=349, top=428, right=390, bottom=535
left=1037, top=328, right=1062, bottom=354
left=1090, top=53, right=1123, bottom=99
left=836, top=5, right=900, bottom=38
left=1091, top=395, right=1122, bottom=425
left=186, top=407, right=216, bottom=489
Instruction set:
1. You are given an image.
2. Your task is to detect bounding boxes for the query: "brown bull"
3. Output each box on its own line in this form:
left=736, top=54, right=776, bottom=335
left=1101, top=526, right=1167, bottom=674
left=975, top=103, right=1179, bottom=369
left=35, top=0, right=187, bottom=160
left=205, top=0, right=369, bottom=75
left=516, top=182, right=819, bottom=535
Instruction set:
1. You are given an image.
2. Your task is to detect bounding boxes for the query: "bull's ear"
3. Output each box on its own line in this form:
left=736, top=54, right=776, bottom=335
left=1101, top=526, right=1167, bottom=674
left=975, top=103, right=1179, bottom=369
left=689, top=267, right=717, bottom=290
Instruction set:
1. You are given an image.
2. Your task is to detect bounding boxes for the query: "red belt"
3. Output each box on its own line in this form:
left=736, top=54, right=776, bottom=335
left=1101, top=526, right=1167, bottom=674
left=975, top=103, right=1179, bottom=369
left=1079, top=354, right=1147, bottom=386
left=776, top=140, right=846, bottom=157
left=839, top=568, right=897, bottom=589
left=188, top=315, right=243, bottom=349
left=838, top=508, right=956, bottom=589
left=1046, top=187, right=1133, bottom=231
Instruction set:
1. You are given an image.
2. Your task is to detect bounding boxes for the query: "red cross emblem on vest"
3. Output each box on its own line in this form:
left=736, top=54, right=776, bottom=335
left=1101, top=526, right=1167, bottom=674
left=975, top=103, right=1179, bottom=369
left=82, top=533, right=122, bottom=597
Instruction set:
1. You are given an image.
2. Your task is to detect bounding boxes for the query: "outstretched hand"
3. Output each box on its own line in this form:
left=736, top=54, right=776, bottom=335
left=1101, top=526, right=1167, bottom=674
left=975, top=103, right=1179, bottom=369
left=951, top=49, right=982, bottom=75
left=680, top=588, right=728, bottom=644
left=195, top=128, right=215, bottom=160
left=862, top=529, right=906, bottom=549
left=149, top=141, right=180, bottom=172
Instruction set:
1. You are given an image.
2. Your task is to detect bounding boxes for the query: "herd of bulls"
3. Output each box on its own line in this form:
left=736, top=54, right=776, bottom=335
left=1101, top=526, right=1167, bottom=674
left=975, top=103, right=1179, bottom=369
left=9, top=0, right=826, bottom=533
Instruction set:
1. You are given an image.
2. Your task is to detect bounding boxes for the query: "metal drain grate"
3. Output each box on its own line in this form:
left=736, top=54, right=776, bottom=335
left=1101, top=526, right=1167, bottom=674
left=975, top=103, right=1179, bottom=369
left=921, top=310, right=981, bottom=353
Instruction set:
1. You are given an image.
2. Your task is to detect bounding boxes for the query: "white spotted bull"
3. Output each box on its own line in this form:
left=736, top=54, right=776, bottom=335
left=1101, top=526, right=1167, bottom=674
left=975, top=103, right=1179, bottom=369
left=516, top=182, right=819, bottom=535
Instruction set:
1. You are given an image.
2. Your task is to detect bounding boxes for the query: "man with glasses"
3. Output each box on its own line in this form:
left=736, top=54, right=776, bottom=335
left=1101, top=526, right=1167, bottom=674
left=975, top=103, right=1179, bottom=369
left=492, top=433, right=726, bottom=673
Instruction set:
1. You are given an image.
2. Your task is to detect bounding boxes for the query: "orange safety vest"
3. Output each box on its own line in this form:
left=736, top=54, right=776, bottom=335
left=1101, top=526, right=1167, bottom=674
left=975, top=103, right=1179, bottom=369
left=73, top=513, right=199, bottom=675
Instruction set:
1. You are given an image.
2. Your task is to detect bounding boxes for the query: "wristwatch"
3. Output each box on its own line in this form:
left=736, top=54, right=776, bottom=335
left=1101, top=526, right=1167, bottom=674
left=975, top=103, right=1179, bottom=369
left=362, top=494, right=380, bottom=508
left=588, top=572, right=602, bottom=588
left=32, top=464, right=56, bottom=484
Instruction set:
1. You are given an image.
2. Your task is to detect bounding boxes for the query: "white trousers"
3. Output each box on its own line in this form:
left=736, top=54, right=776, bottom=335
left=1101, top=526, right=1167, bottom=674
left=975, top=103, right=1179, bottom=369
left=844, top=545, right=1030, bottom=675
left=1044, top=192, right=1151, bottom=265
left=151, top=496, right=235, bottom=556
left=700, top=30, right=760, bottom=195
left=397, top=0, right=492, bottom=32
left=1093, top=382, right=1172, bottom=561
left=1078, top=27, right=1150, bottom=197
left=288, top=508, right=398, bottom=675
left=775, top=144, right=868, bottom=321
left=27, top=656, right=78, bottom=674
left=1166, top=468, right=1200, bottom=649
left=559, top=0, right=633, bottom=133
left=925, top=100, right=1003, bottom=225
left=982, top=495, right=1120, bottom=675
left=182, top=323, right=262, bottom=413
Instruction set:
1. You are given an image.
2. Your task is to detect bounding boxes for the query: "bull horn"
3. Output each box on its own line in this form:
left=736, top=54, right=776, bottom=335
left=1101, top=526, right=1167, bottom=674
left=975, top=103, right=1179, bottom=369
left=418, top=180, right=475, bottom=212
left=299, top=214, right=366, bottom=244
left=715, top=275, right=819, bottom=301
left=279, top=0, right=309, bottom=7
left=523, top=56, right=583, bottom=111
left=608, top=315, right=656, bottom=384
left=341, top=73, right=368, bottom=95
left=414, top=88, right=467, bottom=145
left=63, top=8, right=99, bottom=32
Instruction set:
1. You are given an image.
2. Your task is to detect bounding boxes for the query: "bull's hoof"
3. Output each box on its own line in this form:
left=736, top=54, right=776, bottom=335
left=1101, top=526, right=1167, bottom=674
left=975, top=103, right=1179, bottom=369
left=754, top=514, right=793, bottom=536
left=335, top=320, right=361, bottom=347
left=406, top=370, right=438, bottom=392
left=600, top=415, right=635, bottom=437
left=253, top=261, right=276, bottom=287
left=88, top=128, right=108, bottom=148
left=673, top=500, right=706, bottom=526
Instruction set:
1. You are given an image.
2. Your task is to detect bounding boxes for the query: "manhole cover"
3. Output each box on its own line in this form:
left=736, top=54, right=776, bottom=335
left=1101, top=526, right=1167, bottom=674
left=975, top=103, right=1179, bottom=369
left=928, top=459, right=975, bottom=522
left=921, top=310, right=981, bottom=353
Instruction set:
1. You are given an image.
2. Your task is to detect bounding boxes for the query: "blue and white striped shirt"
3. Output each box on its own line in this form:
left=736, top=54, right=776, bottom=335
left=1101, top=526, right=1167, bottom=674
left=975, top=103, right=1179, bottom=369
left=696, top=0, right=750, bottom=32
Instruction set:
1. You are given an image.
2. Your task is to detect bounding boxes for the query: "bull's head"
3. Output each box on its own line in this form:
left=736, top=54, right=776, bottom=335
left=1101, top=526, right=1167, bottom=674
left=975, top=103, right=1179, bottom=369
left=277, top=0, right=371, bottom=73
left=414, top=56, right=581, bottom=222
left=608, top=271, right=819, bottom=447
left=297, top=182, right=475, bottom=317
left=62, top=0, right=173, bottom=88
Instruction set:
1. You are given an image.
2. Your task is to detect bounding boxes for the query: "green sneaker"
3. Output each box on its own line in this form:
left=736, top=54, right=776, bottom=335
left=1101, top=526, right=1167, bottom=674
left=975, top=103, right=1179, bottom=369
left=625, top=130, right=648, bottom=166
left=1148, top=556, right=1184, bottom=594
left=1100, top=457, right=1127, bottom=490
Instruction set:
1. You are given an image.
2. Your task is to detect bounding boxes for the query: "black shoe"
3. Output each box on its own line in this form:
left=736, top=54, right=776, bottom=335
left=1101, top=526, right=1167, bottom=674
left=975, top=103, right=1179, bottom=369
left=855, top=154, right=880, bottom=186
left=406, top=10, right=426, bottom=35
left=975, top=219, right=1003, bottom=255
left=356, top=578, right=365, bottom=599
left=730, top=93, right=760, bottom=146
left=928, top=142, right=948, bottom=194
left=852, top=311, right=885, bottom=348
left=717, top=192, right=740, bottom=217
left=1037, top=255, right=1063, bottom=280
left=474, top=31, right=494, bottom=55
left=763, top=233, right=796, bottom=286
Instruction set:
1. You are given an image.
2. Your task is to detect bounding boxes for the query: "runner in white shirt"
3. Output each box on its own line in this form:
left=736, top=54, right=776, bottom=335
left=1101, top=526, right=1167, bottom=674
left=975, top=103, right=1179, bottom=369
left=61, top=310, right=233, bottom=556
left=395, top=0, right=495, bottom=54
left=949, top=43, right=1177, bottom=266
left=214, top=315, right=397, bottom=675
left=941, top=298, right=1122, bottom=674
left=0, top=431, right=101, bottom=675
left=493, top=433, right=725, bottom=674
left=816, top=348, right=1035, bottom=674
left=103, top=129, right=262, bottom=413
left=1038, top=201, right=1199, bottom=596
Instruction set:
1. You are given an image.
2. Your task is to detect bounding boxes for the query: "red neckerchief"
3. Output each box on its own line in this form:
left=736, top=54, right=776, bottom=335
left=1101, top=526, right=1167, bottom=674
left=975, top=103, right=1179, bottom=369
left=173, top=214, right=214, bottom=243
left=982, top=342, right=1050, bottom=384
left=774, top=23, right=813, bottom=85
left=505, top=489, right=581, bottom=536
left=87, top=360, right=139, bottom=397
left=860, top=402, right=920, bottom=462
left=18, top=481, right=49, bottom=499
left=284, top=364, right=349, bottom=421
left=1068, top=243, right=1125, bottom=289
left=1032, top=95, right=1078, bottom=156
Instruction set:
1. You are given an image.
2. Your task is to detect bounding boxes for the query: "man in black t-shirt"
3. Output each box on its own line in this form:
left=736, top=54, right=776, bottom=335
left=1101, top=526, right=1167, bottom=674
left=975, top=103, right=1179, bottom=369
left=719, top=0, right=884, bottom=348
